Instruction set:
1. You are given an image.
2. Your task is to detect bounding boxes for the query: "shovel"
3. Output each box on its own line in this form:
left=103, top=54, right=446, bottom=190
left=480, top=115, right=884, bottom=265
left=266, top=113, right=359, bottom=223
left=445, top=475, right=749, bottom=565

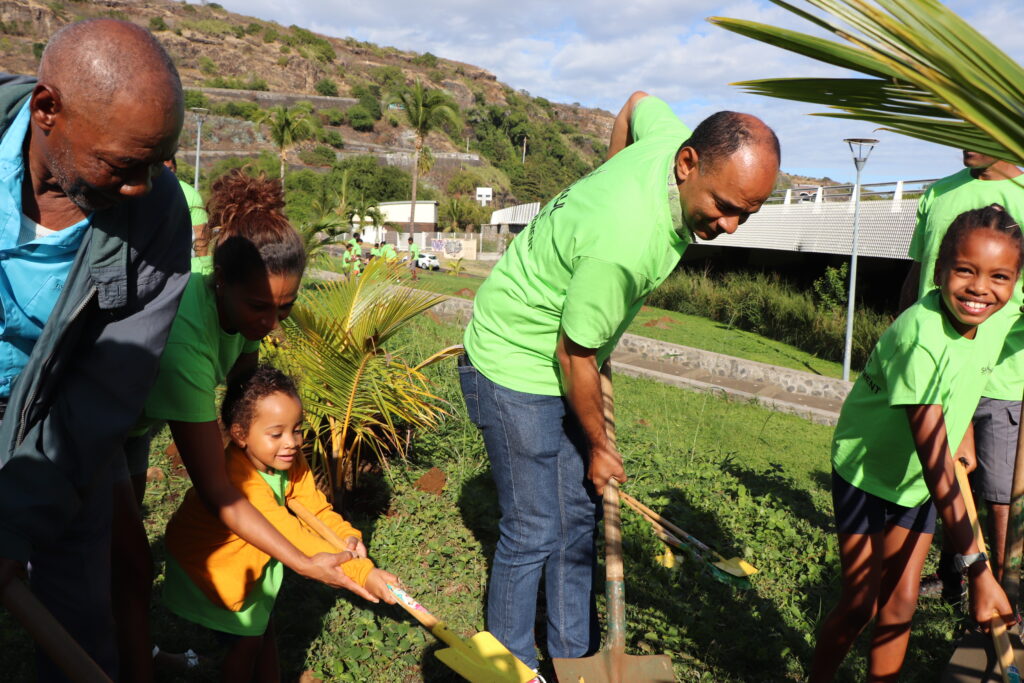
left=286, top=500, right=537, bottom=683
left=552, top=480, right=675, bottom=683
left=619, top=490, right=757, bottom=583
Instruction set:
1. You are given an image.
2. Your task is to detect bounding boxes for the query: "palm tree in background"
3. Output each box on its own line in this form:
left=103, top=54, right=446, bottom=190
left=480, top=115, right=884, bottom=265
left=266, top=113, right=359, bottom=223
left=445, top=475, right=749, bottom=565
left=255, top=104, right=318, bottom=179
left=388, top=81, right=460, bottom=232
left=709, top=0, right=1024, bottom=165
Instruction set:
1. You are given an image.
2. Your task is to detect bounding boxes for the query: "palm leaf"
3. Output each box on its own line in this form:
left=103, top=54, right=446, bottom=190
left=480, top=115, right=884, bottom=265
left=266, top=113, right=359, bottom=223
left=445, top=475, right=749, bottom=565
left=272, top=259, right=450, bottom=500
left=709, top=1, right=1024, bottom=166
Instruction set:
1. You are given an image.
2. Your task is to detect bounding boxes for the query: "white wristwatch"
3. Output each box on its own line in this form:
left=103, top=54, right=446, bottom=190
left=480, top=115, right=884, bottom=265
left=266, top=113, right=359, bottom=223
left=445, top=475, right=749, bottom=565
left=953, top=551, right=988, bottom=575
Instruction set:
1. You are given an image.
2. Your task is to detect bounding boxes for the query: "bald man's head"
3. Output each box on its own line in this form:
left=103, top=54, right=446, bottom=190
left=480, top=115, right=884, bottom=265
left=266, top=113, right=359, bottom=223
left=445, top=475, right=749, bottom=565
left=674, top=111, right=780, bottom=241
left=28, top=19, right=184, bottom=212
left=39, top=19, right=182, bottom=114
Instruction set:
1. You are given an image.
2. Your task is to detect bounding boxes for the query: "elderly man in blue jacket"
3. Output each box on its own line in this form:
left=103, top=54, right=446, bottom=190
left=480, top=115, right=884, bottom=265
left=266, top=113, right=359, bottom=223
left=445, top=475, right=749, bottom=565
left=0, top=19, right=192, bottom=680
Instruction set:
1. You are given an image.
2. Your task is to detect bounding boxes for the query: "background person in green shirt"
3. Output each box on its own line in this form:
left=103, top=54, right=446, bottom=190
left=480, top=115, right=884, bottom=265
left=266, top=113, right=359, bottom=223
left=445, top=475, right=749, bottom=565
left=164, top=156, right=209, bottom=257
left=899, top=150, right=1024, bottom=598
left=459, top=91, right=779, bottom=671
left=812, top=206, right=1019, bottom=681
left=407, top=237, right=421, bottom=280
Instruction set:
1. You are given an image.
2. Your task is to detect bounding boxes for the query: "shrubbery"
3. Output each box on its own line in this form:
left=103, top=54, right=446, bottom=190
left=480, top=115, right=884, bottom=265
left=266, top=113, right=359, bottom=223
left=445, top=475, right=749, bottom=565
left=314, top=78, right=338, bottom=97
left=347, top=105, right=375, bottom=132
left=298, top=145, right=337, bottom=166
left=646, top=267, right=892, bottom=369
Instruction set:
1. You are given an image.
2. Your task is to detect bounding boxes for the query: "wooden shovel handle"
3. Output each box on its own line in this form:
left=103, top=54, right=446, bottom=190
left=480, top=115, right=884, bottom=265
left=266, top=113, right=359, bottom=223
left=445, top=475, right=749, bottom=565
left=619, top=490, right=717, bottom=558
left=286, top=500, right=440, bottom=629
left=286, top=499, right=352, bottom=551
left=1, top=578, right=112, bottom=682
left=954, top=460, right=1018, bottom=683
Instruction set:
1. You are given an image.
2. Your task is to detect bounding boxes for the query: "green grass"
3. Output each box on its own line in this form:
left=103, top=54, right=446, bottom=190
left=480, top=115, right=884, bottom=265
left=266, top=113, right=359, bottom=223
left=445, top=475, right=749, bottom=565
left=629, top=306, right=849, bottom=379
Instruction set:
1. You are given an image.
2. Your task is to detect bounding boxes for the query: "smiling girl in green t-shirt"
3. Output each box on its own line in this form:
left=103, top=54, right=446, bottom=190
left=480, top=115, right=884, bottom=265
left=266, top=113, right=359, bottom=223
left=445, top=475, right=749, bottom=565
left=811, top=205, right=1022, bottom=681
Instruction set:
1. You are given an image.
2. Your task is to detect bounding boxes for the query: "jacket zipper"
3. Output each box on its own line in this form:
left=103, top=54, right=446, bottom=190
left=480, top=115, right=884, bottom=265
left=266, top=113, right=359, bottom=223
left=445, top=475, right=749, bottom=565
left=17, top=285, right=97, bottom=445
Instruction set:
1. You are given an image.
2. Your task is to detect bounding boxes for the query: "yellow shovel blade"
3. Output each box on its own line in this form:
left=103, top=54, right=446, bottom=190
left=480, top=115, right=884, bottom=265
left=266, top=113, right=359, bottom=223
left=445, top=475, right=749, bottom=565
left=432, top=624, right=537, bottom=683
left=713, top=557, right=758, bottom=577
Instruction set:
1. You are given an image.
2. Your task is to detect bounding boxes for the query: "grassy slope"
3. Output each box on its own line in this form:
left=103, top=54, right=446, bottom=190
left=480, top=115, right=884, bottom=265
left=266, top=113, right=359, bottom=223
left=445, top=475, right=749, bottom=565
left=378, top=266, right=849, bottom=379
left=0, top=316, right=950, bottom=681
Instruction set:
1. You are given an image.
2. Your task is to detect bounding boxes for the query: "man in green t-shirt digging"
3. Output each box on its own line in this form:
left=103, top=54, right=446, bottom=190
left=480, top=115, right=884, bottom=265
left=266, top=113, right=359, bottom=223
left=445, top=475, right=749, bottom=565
left=900, top=150, right=1024, bottom=602
left=459, top=91, right=779, bottom=672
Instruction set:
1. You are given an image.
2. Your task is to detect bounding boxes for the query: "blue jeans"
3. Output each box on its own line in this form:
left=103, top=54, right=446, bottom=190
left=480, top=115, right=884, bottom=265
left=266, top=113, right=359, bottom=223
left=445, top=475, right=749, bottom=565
left=458, top=357, right=600, bottom=669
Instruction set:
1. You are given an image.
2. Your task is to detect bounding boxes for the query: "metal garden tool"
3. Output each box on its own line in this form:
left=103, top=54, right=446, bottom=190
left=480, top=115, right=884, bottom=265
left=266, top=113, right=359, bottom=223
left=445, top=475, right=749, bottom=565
left=552, top=480, right=675, bottom=683
left=286, top=500, right=537, bottom=683
left=620, top=490, right=757, bottom=580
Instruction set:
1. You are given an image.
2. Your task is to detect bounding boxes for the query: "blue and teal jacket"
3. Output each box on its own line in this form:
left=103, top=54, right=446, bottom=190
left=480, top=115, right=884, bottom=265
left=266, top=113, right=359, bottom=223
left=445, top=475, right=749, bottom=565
left=0, top=75, right=191, bottom=562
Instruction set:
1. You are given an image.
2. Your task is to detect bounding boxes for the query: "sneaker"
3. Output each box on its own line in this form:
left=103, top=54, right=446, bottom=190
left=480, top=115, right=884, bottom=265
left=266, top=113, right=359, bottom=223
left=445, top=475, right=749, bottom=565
left=527, top=671, right=547, bottom=683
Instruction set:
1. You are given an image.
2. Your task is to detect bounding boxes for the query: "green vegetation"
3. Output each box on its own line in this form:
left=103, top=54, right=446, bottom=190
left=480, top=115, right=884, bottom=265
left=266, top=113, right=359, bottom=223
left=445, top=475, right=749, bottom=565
left=270, top=262, right=449, bottom=500
left=298, top=144, right=337, bottom=166
left=346, top=105, right=375, bottom=132
left=183, top=90, right=210, bottom=110
left=466, top=90, right=601, bottom=203
left=712, top=1, right=1024, bottom=167
left=204, top=75, right=269, bottom=91
left=254, top=104, right=318, bottom=179
left=148, top=16, right=168, bottom=31
left=647, top=267, right=891, bottom=370
left=387, top=81, right=461, bottom=231
left=314, top=78, right=338, bottom=97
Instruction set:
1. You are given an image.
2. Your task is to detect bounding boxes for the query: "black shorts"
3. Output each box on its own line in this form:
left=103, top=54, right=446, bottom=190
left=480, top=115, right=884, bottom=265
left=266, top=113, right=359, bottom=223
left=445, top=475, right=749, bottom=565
left=831, top=469, right=936, bottom=535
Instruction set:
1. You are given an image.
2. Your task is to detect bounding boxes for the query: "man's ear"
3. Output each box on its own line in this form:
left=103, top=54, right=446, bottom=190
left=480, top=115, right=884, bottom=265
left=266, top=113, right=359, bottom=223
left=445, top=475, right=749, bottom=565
left=30, top=84, right=62, bottom=133
left=229, top=423, right=247, bottom=448
left=675, top=146, right=699, bottom=183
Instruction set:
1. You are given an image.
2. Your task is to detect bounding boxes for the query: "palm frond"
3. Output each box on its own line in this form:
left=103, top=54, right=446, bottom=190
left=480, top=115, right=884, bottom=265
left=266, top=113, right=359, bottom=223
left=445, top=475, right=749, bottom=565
left=709, top=1, right=1024, bottom=165
left=273, top=258, right=450, bottom=499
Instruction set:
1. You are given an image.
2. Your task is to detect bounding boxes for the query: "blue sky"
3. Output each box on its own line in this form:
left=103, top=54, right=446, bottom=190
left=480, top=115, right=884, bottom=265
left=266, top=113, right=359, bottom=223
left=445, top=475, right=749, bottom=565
left=214, top=0, right=1024, bottom=184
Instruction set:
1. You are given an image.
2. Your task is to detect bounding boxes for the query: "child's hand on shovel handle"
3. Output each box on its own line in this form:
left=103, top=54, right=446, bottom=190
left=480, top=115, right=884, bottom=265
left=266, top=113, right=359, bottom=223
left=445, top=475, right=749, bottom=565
left=967, top=558, right=1015, bottom=631
left=364, top=569, right=401, bottom=605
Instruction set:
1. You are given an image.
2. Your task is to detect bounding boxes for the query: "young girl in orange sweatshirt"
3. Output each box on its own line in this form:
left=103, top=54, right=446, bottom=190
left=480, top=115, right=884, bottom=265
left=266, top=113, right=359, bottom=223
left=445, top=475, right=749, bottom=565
left=163, top=366, right=398, bottom=681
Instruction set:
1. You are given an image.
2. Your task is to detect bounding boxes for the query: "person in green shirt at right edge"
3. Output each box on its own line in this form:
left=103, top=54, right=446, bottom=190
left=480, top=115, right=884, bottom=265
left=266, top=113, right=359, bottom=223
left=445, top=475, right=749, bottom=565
left=812, top=205, right=1018, bottom=681
left=460, top=91, right=779, bottom=677
left=899, top=150, right=1024, bottom=602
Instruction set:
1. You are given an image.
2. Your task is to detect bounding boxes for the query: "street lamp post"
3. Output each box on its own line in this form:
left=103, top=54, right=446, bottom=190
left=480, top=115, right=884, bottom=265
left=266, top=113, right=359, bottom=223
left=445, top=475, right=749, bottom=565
left=190, top=107, right=209, bottom=192
left=841, top=137, right=879, bottom=381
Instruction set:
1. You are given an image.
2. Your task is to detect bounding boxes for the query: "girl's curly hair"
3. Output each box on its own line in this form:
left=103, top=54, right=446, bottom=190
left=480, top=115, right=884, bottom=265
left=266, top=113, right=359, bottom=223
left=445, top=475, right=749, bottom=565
left=222, top=364, right=301, bottom=434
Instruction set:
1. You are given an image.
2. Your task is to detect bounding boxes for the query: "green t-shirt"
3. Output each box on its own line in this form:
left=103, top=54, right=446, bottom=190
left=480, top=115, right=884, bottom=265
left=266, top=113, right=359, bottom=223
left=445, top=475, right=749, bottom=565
left=139, top=272, right=261, bottom=427
left=464, top=96, right=692, bottom=395
left=832, top=291, right=1002, bottom=507
left=348, top=238, right=360, bottom=251
left=163, top=467, right=286, bottom=636
left=178, top=179, right=208, bottom=228
left=409, top=243, right=421, bottom=260
left=381, top=244, right=397, bottom=259
left=908, top=168, right=1024, bottom=399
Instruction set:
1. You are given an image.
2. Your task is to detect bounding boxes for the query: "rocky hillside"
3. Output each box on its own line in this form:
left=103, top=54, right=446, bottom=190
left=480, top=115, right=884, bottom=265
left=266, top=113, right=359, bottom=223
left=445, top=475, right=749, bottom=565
left=0, top=0, right=618, bottom=206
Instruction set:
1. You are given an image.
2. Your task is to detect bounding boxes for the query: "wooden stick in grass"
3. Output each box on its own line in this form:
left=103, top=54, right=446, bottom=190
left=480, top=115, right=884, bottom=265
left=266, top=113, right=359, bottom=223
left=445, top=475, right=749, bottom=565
left=1, top=578, right=112, bottom=683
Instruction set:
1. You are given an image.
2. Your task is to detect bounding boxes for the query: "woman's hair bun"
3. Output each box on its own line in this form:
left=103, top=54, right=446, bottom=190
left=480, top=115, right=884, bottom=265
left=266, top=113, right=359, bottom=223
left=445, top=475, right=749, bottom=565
left=207, top=168, right=286, bottom=238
